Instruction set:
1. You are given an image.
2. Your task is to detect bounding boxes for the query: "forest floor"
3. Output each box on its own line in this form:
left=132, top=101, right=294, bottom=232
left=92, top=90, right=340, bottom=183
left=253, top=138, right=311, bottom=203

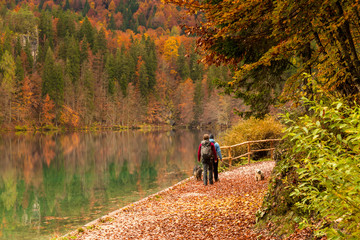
left=61, top=161, right=312, bottom=240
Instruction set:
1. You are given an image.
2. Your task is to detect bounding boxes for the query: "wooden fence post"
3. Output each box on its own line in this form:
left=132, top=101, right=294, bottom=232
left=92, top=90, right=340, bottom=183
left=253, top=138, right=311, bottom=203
left=228, top=147, right=232, bottom=167
left=247, top=143, right=251, bottom=164
left=270, top=141, right=274, bottom=160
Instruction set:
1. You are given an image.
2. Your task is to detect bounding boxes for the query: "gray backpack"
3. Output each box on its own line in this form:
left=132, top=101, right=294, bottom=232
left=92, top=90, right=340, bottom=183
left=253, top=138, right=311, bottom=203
left=201, top=140, right=213, bottom=163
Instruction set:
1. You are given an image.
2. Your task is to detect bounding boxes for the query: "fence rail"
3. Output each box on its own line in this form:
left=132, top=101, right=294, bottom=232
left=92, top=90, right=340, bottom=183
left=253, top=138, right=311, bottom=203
left=220, top=139, right=281, bottom=166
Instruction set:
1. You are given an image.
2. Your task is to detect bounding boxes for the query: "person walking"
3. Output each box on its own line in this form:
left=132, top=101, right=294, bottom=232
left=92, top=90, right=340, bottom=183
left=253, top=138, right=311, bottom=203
left=197, top=134, right=217, bottom=185
left=209, top=134, right=222, bottom=182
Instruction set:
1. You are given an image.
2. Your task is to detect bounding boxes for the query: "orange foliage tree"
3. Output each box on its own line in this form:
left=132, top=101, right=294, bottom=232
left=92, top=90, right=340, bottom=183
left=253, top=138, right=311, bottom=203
left=40, top=94, right=55, bottom=126
left=176, top=78, right=195, bottom=125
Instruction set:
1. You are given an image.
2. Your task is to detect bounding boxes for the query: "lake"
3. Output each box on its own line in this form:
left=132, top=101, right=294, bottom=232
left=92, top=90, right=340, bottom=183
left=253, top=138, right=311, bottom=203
left=0, top=129, right=204, bottom=239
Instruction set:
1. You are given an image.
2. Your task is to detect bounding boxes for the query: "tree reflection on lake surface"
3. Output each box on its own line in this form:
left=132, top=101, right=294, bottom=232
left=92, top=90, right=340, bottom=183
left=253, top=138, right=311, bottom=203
left=0, top=129, right=201, bottom=239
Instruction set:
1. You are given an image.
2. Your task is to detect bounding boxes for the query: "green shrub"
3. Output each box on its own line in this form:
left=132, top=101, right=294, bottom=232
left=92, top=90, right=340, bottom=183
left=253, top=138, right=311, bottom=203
left=220, top=116, right=284, bottom=158
left=15, top=125, right=28, bottom=131
left=283, top=97, right=360, bottom=239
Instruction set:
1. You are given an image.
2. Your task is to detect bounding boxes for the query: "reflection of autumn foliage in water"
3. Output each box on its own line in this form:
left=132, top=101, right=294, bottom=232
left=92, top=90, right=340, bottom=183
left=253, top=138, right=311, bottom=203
left=42, top=137, right=56, bottom=167
left=0, top=130, right=202, bottom=239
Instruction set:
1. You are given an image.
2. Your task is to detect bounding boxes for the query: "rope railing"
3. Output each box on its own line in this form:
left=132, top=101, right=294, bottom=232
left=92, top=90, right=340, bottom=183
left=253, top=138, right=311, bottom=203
left=220, top=139, right=281, bottom=166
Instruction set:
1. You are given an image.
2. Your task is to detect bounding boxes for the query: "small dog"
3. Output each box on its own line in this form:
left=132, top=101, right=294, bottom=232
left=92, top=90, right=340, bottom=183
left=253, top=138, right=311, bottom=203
left=193, top=166, right=203, bottom=181
left=255, top=169, right=264, bottom=181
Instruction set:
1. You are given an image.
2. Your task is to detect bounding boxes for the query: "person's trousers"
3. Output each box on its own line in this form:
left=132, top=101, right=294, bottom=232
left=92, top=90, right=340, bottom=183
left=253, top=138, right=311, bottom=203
left=213, top=159, right=219, bottom=181
left=202, top=162, right=213, bottom=185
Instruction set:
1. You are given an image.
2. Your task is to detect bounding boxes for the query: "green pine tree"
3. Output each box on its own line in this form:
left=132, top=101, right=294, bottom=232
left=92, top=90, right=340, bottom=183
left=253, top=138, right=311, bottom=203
left=177, top=43, right=190, bottom=80
left=94, top=28, right=107, bottom=54
left=14, top=38, right=22, bottom=57
left=24, top=41, right=33, bottom=73
left=82, top=0, right=90, bottom=17
left=108, top=14, right=116, bottom=30
left=66, top=36, right=81, bottom=84
left=105, top=53, right=116, bottom=95
left=39, top=11, right=54, bottom=48
left=42, top=47, right=64, bottom=107
left=64, top=0, right=70, bottom=11
left=15, top=56, right=24, bottom=84
left=78, top=17, right=95, bottom=49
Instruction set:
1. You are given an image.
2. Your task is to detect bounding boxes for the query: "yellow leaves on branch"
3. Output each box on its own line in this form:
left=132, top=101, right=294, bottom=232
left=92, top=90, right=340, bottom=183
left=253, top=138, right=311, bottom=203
left=163, top=36, right=180, bottom=62
left=60, top=105, right=80, bottom=128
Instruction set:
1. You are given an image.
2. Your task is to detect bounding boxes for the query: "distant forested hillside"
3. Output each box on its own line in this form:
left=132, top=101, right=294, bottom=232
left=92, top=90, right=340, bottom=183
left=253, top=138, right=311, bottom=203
left=0, top=0, right=244, bottom=129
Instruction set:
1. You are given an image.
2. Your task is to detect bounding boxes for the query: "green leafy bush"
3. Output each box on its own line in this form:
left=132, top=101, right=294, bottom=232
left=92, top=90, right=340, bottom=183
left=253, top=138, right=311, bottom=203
left=283, top=97, right=360, bottom=238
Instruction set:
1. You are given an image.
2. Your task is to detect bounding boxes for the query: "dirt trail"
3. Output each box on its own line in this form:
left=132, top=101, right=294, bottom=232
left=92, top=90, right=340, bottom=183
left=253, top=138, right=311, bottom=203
left=64, top=161, right=278, bottom=240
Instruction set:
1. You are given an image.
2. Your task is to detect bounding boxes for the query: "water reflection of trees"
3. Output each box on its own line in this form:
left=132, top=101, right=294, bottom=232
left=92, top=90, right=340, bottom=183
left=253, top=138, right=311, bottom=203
left=0, top=130, right=199, bottom=239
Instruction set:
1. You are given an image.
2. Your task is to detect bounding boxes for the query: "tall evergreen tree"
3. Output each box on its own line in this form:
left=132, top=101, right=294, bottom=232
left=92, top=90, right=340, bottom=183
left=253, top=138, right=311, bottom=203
left=63, top=0, right=70, bottom=11
left=39, top=11, right=54, bottom=48
left=82, top=0, right=90, bottom=17
left=143, top=36, right=157, bottom=90
left=38, top=0, right=45, bottom=10
left=189, top=50, right=204, bottom=82
left=80, top=37, right=90, bottom=63
left=14, top=38, right=22, bottom=57
left=117, top=47, right=129, bottom=96
left=78, top=17, right=95, bottom=49
left=177, top=43, right=190, bottom=80
left=24, top=41, right=33, bottom=73
left=105, top=53, right=116, bottom=95
left=38, top=39, right=50, bottom=64
left=15, top=56, right=24, bottom=84
left=108, top=14, right=116, bottom=30
left=94, top=28, right=107, bottom=54
left=66, top=36, right=81, bottom=84
left=56, top=10, right=76, bottom=39
left=42, top=47, right=64, bottom=108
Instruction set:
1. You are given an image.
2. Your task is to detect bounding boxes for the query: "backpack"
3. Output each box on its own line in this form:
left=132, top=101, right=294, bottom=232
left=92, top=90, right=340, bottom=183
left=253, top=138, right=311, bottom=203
left=201, top=140, right=213, bottom=164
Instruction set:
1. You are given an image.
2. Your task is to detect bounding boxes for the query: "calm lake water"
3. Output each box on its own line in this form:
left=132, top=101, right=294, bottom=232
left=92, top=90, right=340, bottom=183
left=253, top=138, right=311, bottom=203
left=0, top=129, right=203, bottom=239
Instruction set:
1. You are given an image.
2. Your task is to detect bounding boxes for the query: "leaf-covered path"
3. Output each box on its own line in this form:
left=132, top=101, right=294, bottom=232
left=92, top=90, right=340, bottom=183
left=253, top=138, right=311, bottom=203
left=65, top=161, right=282, bottom=239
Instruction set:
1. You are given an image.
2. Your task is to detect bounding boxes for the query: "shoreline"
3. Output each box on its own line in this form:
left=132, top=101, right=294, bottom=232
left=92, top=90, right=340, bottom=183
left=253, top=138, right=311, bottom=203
left=61, top=175, right=196, bottom=239
left=58, top=161, right=276, bottom=240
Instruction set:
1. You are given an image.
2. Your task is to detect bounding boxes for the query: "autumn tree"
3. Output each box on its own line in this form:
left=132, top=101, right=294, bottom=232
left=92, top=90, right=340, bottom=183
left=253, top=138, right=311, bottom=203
left=0, top=51, right=16, bottom=123
left=41, top=94, right=55, bottom=126
left=6, top=6, right=37, bottom=35
left=163, top=36, right=179, bottom=64
left=193, top=79, right=203, bottom=125
left=176, top=78, right=195, bottom=125
left=16, top=76, right=33, bottom=123
left=165, top=0, right=360, bottom=117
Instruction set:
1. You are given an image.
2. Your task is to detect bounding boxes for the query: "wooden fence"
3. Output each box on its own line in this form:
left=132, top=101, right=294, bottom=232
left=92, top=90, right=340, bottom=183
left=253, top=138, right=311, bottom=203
left=220, top=139, right=281, bottom=166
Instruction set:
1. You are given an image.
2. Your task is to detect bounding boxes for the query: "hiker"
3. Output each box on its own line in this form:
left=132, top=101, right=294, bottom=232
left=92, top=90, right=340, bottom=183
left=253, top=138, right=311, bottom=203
left=210, top=134, right=222, bottom=182
left=197, top=134, right=217, bottom=185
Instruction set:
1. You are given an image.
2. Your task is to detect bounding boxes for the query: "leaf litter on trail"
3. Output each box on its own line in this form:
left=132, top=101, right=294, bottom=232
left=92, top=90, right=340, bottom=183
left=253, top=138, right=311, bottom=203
left=61, top=161, right=298, bottom=239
